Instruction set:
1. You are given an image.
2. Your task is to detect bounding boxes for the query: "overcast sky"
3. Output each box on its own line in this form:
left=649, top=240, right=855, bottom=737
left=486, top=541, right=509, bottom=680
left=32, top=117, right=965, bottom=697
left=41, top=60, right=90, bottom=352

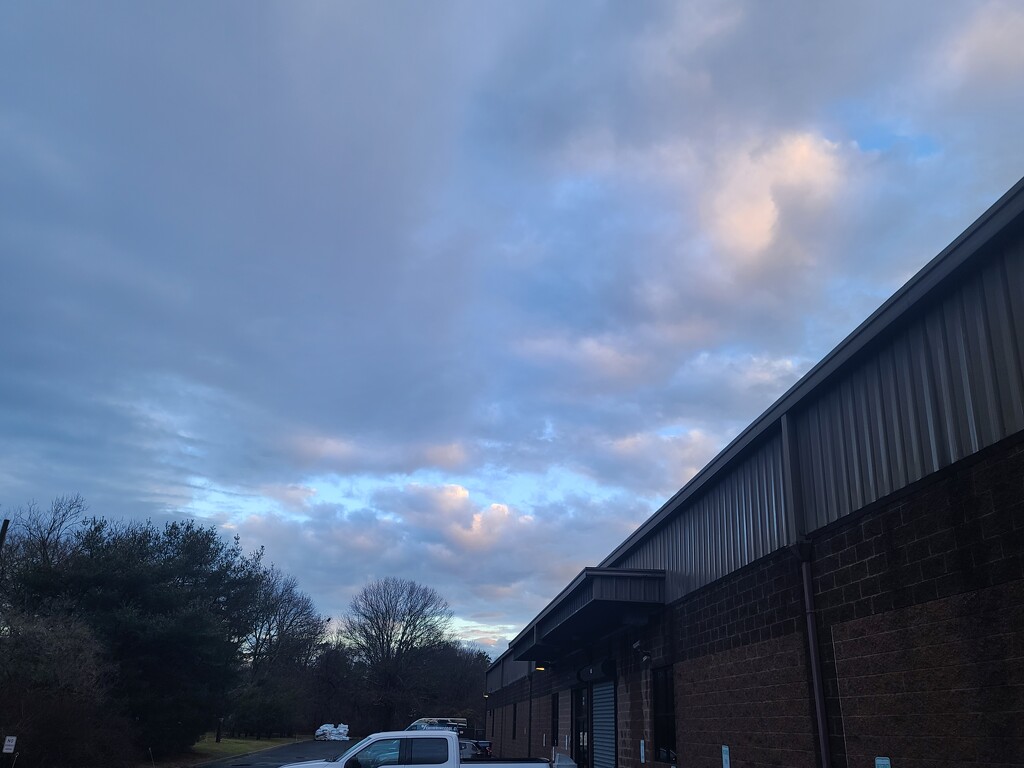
left=2, top=1, right=1023, bottom=654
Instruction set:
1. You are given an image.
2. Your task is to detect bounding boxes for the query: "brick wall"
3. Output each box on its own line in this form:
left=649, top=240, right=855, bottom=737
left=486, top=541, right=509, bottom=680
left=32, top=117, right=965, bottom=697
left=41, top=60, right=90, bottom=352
left=617, top=665, right=648, bottom=768
left=530, top=691, right=552, bottom=758
left=832, top=578, right=1024, bottom=766
left=641, top=547, right=817, bottom=768
left=811, top=434, right=1024, bottom=767
left=672, top=546, right=806, bottom=661
left=675, top=633, right=817, bottom=767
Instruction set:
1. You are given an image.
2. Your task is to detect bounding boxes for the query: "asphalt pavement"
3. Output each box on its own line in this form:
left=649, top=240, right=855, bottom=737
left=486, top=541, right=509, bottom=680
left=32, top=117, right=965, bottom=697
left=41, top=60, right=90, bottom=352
left=201, top=739, right=351, bottom=768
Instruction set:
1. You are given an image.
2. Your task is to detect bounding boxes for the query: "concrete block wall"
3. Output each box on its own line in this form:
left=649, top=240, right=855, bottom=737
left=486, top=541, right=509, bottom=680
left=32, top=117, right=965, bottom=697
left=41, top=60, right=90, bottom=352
left=662, top=546, right=817, bottom=768
left=675, top=633, right=817, bottom=767
left=672, top=546, right=806, bottom=662
left=530, top=691, right=552, bottom=758
left=617, top=665, right=649, bottom=768
left=830, top=579, right=1024, bottom=766
left=810, top=433, right=1024, bottom=767
left=486, top=672, right=573, bottom=760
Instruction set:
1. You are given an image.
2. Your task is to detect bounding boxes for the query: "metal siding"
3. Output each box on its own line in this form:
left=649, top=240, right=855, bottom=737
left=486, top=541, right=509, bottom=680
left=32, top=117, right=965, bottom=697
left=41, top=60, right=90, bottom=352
left=881, top=343, right=909, bottom=491
left=980, top=264, right=1017, bottom=431
left=795, top=241, right=1024, bottom=527
left=804, top=401, right=828, bottom=530
left=994, top=244, right=1024, bottom=429
left=930, top=309, right=962, bottom=463
left=894, top=331, right=922, bottom=486
left=867, top=354, right=893, bottom=498
left=613, top=435, right=786, bottom=603
left=502, top=657, right=529, bottom=687
left=539, top=580, right=595, bottom=636
left=591, top=681, right=615, bottom=768
left=486, top=665, right=502, bottom=693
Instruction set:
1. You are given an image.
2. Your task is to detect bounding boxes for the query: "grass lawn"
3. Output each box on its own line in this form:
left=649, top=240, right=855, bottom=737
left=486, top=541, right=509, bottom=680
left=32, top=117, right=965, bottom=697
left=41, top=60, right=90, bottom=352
left=144, top=732, right=311, bottom=768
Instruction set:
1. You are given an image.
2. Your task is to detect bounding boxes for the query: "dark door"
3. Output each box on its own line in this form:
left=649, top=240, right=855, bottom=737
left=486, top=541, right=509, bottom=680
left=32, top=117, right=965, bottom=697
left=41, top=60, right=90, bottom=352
left=573, top=687, right=589, bottom=768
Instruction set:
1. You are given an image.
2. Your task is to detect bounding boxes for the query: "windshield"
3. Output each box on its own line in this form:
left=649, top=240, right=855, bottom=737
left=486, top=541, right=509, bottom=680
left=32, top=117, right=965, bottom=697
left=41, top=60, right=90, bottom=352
left=331, top=735, right=375, bottom=764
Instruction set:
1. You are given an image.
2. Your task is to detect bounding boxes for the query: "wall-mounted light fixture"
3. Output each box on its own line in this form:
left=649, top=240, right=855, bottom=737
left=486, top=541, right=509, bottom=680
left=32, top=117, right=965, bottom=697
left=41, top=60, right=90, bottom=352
left=632, top=640, right=652, bottom=665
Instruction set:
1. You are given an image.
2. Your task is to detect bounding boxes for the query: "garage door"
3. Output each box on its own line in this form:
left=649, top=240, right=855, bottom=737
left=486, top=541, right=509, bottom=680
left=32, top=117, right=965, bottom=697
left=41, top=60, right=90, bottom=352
left=592, top=681, right=615, bottom=768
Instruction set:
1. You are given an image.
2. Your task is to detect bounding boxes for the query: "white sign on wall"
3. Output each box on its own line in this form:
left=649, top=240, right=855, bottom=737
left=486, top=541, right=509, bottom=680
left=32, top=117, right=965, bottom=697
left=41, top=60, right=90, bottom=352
left=722, top=745, right=730, bottom=768
left=3, top=736, right=16, bottom=754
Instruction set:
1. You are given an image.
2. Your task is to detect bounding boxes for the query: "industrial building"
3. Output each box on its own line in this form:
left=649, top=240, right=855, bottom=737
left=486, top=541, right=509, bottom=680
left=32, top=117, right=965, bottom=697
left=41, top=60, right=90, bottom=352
left=484, top=176, right=1024, bottom=768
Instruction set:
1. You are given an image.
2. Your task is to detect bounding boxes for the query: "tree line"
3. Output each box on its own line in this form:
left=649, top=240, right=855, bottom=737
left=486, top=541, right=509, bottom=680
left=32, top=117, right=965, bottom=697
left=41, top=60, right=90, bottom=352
left=0, top=496, right=491, bottom=767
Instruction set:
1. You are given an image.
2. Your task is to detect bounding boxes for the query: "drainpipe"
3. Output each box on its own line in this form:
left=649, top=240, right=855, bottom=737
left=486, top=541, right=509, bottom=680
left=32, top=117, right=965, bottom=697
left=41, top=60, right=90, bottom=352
left=796, top=540, right=831, bottom=768
left=528, top=671, right=534, bottom=757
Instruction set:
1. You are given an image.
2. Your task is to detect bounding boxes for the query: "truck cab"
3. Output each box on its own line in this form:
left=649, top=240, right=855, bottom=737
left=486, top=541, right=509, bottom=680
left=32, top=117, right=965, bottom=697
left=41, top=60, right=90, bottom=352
left=319, top=730, right=551, bottom=768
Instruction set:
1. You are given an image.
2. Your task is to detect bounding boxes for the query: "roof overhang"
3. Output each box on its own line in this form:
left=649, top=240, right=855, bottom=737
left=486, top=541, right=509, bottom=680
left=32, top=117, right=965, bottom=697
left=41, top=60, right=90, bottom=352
left=509, top=568, right=665, bottom=662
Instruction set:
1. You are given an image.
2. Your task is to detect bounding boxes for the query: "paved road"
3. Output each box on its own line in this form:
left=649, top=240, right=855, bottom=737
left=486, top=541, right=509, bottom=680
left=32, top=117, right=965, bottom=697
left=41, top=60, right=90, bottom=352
left=202, top=739, right=352, bottom=768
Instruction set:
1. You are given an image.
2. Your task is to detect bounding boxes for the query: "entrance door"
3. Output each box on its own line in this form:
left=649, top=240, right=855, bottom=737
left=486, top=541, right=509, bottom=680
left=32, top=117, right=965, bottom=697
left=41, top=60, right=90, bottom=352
left=572, top=687, right=589, bottom=768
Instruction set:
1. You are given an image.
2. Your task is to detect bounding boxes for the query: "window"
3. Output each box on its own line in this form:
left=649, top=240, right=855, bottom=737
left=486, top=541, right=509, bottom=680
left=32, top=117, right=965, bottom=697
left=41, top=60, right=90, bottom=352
left=408, top=737, right=449, bottom=765
left=350, top=738, right=401, bottom=768
left=652, top=666, right=676, bottom=763
left=512, top=701, right=518, bottom=740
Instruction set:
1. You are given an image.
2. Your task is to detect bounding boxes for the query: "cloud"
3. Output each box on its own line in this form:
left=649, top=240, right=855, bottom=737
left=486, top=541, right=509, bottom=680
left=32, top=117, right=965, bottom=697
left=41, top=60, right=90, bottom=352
left=514, top=333, right=653, bottom=387
left=703, top=132, right=843, bottom=261
left=3, top=0, right=1024, bottom=647
left=945, top=1, right=1024, bottom=86
left=214, top=480, right=652, bottom=648
left=260, top=484, right=318, bottom=512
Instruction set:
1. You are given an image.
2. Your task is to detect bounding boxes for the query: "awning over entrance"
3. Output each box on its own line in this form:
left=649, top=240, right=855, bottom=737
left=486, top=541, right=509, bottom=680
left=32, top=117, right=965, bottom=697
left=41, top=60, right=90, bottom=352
left=510, top=568, right=665, bottom=661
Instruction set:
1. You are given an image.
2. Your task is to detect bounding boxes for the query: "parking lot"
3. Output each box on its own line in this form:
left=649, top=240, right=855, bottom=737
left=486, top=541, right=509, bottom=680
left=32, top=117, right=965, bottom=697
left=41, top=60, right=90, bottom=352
left=201, top=738, right=349, bottom=768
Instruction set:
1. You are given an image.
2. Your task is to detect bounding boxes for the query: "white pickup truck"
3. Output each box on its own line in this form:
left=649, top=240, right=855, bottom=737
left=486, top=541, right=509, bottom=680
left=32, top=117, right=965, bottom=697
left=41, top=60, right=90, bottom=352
left=282, top=729, right=555, bottom=768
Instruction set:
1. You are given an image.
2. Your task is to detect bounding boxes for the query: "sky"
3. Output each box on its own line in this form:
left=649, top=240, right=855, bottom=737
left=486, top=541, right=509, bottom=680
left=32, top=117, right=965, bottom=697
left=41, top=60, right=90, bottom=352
left=2, top=1, right=1024, bottom=655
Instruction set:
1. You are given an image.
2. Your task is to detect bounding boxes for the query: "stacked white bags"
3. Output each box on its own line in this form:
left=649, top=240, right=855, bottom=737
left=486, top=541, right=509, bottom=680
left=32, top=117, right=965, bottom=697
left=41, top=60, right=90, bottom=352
left=314, top=723, right=350, bottom=741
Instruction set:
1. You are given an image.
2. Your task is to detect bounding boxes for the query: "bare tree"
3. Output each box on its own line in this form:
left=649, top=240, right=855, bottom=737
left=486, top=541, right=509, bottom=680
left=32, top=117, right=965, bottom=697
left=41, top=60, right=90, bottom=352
left=232, top=564, right=328, bottom=737
left=343, top=577, right=454, bottom=730
left=13, top=494, right=87, bottom=564
left=241, top=565, right=327, bottom=675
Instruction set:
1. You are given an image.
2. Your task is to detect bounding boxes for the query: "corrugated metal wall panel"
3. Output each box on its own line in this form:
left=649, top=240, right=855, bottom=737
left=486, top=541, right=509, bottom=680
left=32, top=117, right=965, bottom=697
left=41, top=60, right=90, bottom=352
left=539, top=580, right=594, bottom=635
left=486, top=665, right=502, bottom=693
left=591, top=682, right=615, bottom=768
left=614, top=434, right=787, bottom=602
left=796, top=244, right=1024, bottom=527
left=501, top=657, right=529, bottom=687
left=996, top=241, right=1024, bottom=428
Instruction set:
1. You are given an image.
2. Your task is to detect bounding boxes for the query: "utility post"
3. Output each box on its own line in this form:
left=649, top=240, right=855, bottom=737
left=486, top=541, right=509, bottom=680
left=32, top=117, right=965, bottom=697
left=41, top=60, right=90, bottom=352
left=1, top=520, right=12, bottom=768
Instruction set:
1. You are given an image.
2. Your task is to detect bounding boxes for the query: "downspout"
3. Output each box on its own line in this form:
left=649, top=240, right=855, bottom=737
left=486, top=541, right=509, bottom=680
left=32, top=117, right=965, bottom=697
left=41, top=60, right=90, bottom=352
left=782, top=413, right=830, bottom=768
left=528, top=670, right=534, bottom=757
left=797, top=540, right=831, bottom=768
